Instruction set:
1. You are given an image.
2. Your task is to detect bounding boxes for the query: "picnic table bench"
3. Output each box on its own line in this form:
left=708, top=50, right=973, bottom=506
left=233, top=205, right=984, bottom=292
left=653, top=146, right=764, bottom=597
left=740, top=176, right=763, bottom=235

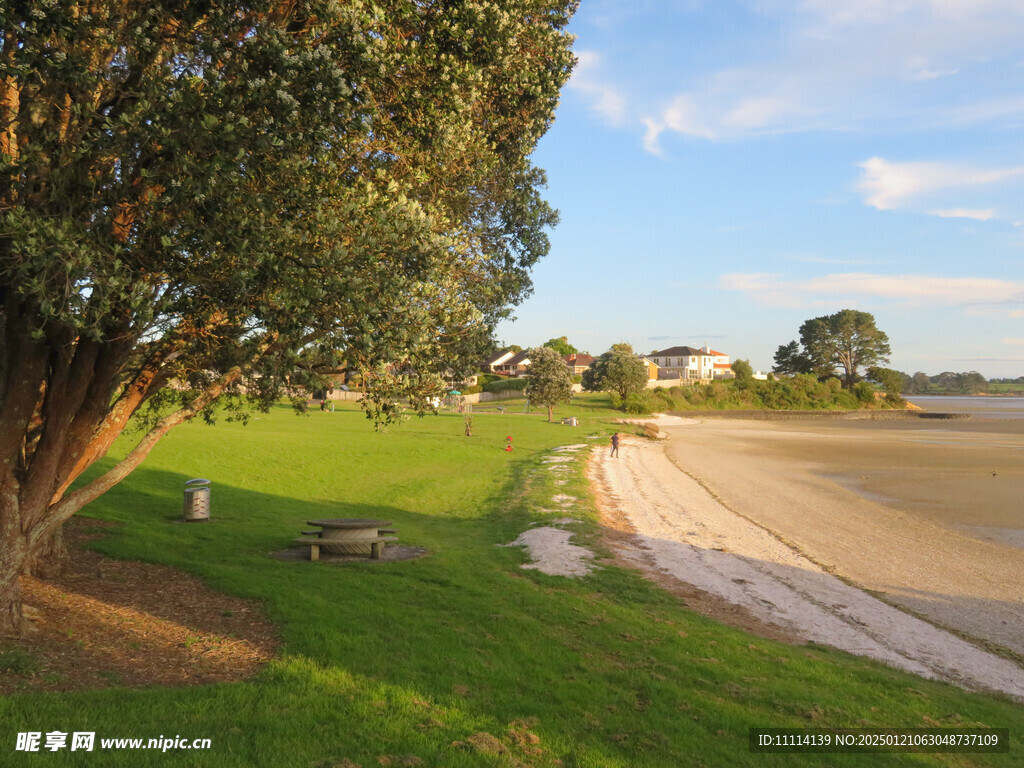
left=294, top=518, right=397, bottom=561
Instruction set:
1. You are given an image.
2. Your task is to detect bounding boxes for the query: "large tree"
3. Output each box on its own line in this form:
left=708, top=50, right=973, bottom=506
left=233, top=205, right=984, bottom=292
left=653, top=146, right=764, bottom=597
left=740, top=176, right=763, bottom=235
left=542, top=335, right=577, bottom=356
left=772, top=340, right=813, bottom=377
left=797, top=310, right=892, bottom=389
left=581, top=343, right=647, bottom=405
left=0, top=0, right=576, bottom=634
left=524, top=346, right=573, bottom=422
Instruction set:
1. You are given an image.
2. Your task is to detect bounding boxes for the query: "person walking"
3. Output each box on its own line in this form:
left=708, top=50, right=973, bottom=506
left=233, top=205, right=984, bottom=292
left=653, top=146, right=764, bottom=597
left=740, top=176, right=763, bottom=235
left=610, top=432, right=619, bottom=458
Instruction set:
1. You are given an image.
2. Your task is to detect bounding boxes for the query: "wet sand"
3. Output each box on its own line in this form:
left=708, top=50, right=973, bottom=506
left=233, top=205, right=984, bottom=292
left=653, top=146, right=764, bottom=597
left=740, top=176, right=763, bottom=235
left=659, top=418, right=1024, bottom=658
left=713, top=417, right=1024, bottom=543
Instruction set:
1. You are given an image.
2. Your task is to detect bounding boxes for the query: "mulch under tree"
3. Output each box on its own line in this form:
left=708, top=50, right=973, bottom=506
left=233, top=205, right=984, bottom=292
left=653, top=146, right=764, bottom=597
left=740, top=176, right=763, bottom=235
left=0, top=519, right=279, bottom=694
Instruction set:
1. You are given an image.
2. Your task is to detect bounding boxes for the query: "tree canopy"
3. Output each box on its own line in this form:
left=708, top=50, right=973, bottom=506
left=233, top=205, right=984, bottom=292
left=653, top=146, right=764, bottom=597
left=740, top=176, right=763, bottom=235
left=772, top=341, right=812, bottom=377
left=542, top=336, right=577, bottom=356
left=866, top=367, right=904, bottom=397
left=524, top=346, right=573, bottom=422
left=731, top=358, right=754, bottom=388
left=775, top=310, right=891, bottom=388
left=582, top=344, right=647, bottom=406
left=0, top=0, right=577, bottom=634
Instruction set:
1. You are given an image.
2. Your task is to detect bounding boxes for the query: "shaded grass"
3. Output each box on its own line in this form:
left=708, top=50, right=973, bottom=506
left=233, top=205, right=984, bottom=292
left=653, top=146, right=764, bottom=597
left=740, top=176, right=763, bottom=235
left=3, top=397, right=1020, bottom=766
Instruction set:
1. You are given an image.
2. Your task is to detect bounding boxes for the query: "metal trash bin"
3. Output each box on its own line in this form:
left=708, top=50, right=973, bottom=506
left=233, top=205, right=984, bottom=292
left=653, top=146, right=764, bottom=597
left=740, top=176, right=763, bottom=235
left=183, top=478, right=211, bottom=522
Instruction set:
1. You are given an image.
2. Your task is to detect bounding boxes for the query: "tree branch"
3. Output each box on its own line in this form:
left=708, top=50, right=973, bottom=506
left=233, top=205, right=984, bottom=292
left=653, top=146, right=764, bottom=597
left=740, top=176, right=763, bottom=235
left=40, top=363, right=245, bottom=542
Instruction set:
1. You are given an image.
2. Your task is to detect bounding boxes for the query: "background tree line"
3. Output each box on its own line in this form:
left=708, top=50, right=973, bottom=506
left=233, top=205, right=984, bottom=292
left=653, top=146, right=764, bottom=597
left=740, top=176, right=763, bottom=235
left=898, top=371, right=1023, bottom=396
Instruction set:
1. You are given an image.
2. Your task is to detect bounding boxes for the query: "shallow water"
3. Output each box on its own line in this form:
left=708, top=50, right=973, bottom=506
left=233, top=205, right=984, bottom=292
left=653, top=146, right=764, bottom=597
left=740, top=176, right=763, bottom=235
left=906, top=395, right=1024, bottom=420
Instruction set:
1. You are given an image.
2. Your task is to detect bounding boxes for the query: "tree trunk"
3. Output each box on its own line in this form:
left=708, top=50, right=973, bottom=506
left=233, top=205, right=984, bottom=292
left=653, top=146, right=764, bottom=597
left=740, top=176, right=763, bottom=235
left=0, top=537, right=28, bottom=637
left=0, top=358, right=249, bottom=635
left=25, top=525, right=69, bottom=579
left=547, top=405, right=553, bottom=422
left=0, top=579, right=24, bottom=637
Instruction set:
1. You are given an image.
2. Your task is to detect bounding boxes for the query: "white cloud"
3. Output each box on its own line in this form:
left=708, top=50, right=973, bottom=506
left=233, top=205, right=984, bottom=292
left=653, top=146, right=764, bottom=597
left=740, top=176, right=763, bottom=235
left=1004, top=338, right=1024, bottom=345
left=629, top=1, right=1024, bottom=152
left=721, top=272, right=1024, bottom=311
left=909, top=66, right=960, bottom=81
left=857, top=158, right=1024, bottom=211
left=905, top=55, right=959, bottom=81
left=567, top=50, right=629, bottom=125
left=927, top=208, right=997, bottom=220
left=641, top=118, right=666, bottom=157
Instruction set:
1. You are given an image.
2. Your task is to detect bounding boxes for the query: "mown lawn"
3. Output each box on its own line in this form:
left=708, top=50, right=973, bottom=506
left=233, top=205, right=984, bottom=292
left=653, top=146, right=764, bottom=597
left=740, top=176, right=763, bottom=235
left=2, top=396, right=1020, bottom=767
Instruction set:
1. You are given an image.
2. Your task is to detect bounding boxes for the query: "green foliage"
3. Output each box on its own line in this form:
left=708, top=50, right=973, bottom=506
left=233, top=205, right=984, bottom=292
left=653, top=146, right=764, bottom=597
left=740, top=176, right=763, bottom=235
left=541, top=336, right=577, bottom=355
left=0, top=645, right=41, bottom=675
left=731, top=358, right=754, bottom=388
left=866, top=367, right=905, bottom=397
left=482, top=377, right=528, bottom=393
left=797, top=310, right=892, bottom=388
left=643, top=373, right=907, bottom=412
left=854, top=381, right=877, bottom=403
left=772, top=340, right=813, bottom=376
left=623, top=392, right=652, bottom=414
left=904, top=370, right=994, bottom=395
left=581, top=344, right=647, bottom=408
left=524, top=347, right=573, bottom=421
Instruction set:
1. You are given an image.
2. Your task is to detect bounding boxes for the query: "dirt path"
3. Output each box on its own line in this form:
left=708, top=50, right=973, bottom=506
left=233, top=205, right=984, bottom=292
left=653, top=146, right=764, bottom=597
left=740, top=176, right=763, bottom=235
left=588, top=424, right=1024, bottom=701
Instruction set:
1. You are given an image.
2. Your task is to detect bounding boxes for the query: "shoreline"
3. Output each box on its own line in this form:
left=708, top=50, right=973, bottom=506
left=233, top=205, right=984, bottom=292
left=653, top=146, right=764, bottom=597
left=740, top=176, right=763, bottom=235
left=664, top=408, right=958, bottom=420
left=589, top=416, right=1024, bottom=700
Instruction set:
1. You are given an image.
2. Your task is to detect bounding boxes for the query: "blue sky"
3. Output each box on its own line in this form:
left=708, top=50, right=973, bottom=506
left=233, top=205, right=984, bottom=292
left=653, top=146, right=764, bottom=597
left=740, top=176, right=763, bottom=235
left=494, top=0, right=1024, bottom=378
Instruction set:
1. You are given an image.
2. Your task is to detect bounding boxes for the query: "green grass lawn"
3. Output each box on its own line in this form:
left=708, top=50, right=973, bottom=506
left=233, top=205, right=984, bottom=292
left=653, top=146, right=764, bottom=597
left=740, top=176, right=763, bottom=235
left=2, top=396, right=1020, bottom=767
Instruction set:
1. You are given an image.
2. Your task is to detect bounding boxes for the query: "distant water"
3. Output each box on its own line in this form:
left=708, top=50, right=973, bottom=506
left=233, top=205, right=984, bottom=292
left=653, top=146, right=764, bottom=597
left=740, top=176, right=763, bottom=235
left=905, top=396, right=1024, bottom=420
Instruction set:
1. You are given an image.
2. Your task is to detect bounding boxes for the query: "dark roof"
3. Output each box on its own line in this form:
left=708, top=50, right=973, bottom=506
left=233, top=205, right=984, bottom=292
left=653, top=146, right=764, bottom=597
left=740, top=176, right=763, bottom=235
left=650, top=346, right=704, bottom=357
left=564, top=353, right=595, bottom=366
left=485, top=348, right=517, bottom=366
left=502, top=350, right=532, bottom=366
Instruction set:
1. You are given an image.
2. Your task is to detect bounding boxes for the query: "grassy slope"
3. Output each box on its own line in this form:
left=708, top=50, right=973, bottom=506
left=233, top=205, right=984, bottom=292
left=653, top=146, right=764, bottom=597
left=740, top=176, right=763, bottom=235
left=2, top=396, right=1020, bottom=767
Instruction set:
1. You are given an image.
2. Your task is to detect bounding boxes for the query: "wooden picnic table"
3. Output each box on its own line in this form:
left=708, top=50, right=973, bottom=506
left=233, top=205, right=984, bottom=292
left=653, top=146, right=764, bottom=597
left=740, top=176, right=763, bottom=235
left=297, top=518, right=395, bottom=560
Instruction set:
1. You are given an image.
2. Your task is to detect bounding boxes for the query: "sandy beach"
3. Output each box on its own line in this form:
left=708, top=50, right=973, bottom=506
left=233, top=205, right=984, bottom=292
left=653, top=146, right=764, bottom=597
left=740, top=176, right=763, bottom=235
left=588, top=415, right=1024, bottom=700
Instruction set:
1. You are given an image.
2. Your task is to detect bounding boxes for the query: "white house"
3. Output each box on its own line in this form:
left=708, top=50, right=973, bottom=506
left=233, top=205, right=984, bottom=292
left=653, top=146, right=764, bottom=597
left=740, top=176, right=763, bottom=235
left=484, top=349, right=518, bottom=373
left=649, top=345, right=732, bottom=380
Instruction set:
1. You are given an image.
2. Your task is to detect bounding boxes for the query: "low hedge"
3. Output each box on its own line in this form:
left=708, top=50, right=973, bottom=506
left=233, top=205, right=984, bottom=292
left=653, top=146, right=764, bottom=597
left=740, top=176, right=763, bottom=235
left=482, top=377, right=528, bottom=393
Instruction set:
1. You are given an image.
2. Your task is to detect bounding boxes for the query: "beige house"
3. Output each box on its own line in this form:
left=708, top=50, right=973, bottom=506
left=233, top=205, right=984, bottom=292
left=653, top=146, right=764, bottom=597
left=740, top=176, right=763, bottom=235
left=564, top=353, right=595, bottom=375
left=649, top=345, right=732, bottom=380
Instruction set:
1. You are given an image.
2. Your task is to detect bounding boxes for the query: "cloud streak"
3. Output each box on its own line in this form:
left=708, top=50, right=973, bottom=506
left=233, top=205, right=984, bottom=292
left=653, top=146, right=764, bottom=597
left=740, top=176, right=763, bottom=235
left=721, top=272, right=1024, bottom=311
left=927, top=208, right=997, bottom=221
left=857, top=158, right=1024, bottom=211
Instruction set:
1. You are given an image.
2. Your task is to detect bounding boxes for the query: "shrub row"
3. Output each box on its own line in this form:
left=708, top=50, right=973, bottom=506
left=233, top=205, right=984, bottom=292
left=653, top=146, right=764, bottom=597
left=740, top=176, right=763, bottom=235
left=630, top=375, right=906, bottom=414
left=482, top=377, right=528, bottom=393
